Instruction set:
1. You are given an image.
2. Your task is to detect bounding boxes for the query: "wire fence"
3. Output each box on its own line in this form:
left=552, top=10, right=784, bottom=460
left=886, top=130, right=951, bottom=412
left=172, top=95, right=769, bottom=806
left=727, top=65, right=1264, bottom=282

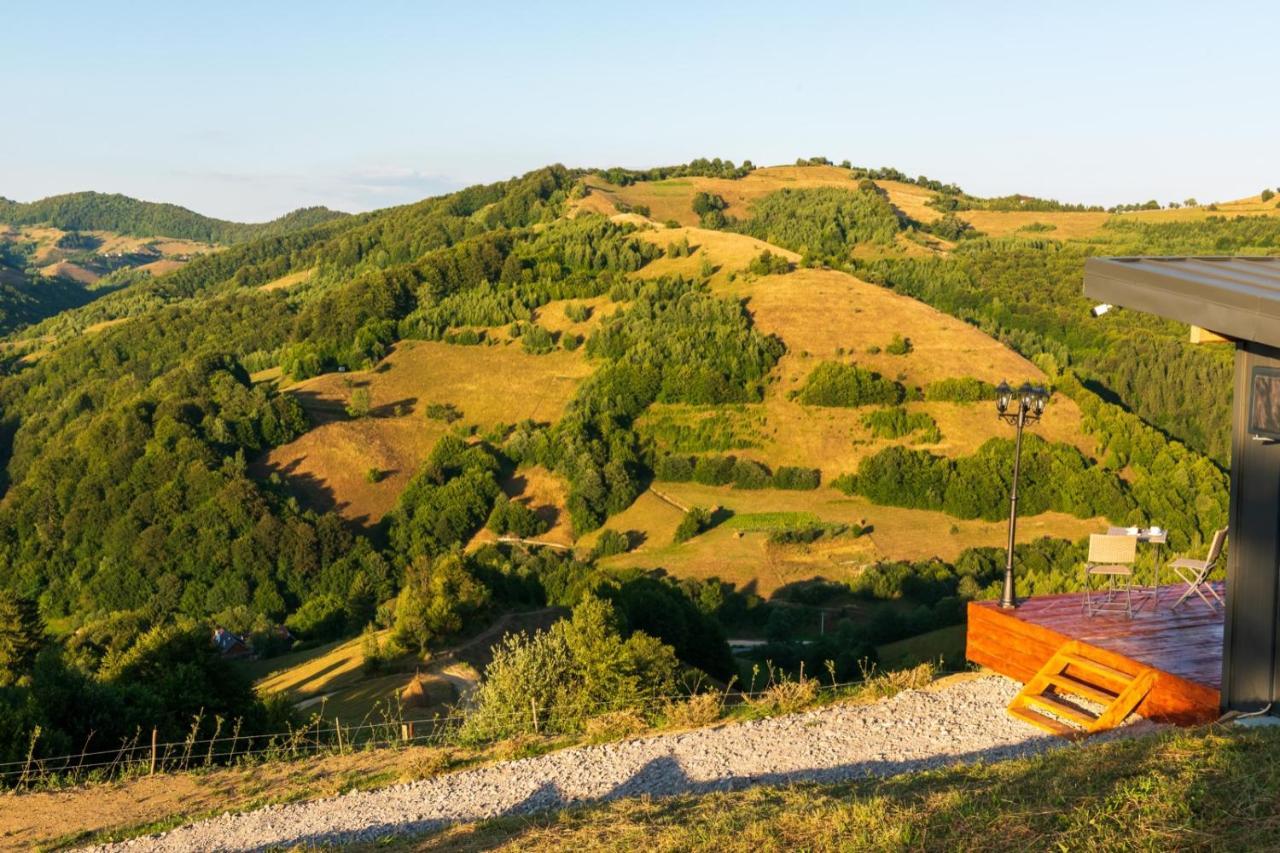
left=3, top=670, right=911, bottom=790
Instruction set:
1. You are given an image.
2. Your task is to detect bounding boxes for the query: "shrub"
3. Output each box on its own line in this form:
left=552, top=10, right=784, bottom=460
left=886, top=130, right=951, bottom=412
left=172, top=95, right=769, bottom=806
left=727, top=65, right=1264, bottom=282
left=772, top=466, right=821, bottom=490
left=655, top=454, right=695, bottom=482
left=667, top=237, right=692, bottom=258
left=861, top=406, right=939, bottom=440
left=444, top=328, right=485, bottom=345
left=1263, top=189, right=1275, bottom=203
left=746, top=249, right=792, bottom=276
left=392, top=554, right=491, bottom=653
left=662, top=692, right=723, bottom=728
left=592, top=528, right=630, bottom=559
left=792, top=361, right=904, bottom=407
left=425, top=402, right=463, bottom=423
left=285, top=593, right=346, bottom=641
left=564, top=303, right=592, bottom=323
left=345, top=386, right=372, bottom=418
left=692, top=455, right=735, bottom=486
left=520, top=324, right=555, bottom=354
left=486, top=496, right=550, bottom=538
left=731, top=458, right=771, bottom=489
left=885, top=334, right=913, bottom=355
left=674, top=506, right=713, bottom=543
left=923, top=377, right=994, bottom=403
left=583, top=709, right=648, bottom=743
left=749, top=672, right=819, bottom=715
left=365, top=467, right=384, bottom=483
left=561, top=332, right=584, bottom=351
left=459, top=594, right=679, bottom=743
left=768, top=523, right=859, bottom=545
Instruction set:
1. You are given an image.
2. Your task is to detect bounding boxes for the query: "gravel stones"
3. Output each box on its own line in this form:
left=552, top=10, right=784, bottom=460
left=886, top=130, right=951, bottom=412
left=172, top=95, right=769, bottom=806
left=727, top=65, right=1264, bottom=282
left=93, top=675, right=1159, bottom=852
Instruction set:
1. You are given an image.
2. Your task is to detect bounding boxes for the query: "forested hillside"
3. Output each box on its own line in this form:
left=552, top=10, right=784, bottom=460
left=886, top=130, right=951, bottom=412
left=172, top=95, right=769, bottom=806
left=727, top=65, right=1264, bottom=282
left=0, top=191, right=346, bottom=244
left=0, top=160, right=1254, bottom=775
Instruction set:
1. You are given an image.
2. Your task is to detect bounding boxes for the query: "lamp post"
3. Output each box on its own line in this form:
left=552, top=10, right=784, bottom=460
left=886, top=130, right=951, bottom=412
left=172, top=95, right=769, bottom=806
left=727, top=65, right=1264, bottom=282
left=995, top=381, right=1049, bottom=609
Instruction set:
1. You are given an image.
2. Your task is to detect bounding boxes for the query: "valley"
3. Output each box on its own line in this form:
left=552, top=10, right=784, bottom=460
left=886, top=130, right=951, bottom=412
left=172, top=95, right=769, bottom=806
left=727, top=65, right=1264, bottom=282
left=0, top=160, right=1241, bottom=802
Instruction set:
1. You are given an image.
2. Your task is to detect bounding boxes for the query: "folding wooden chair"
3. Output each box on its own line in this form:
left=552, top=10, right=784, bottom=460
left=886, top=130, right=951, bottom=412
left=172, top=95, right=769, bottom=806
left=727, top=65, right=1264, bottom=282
left=1083, top=533, right=1138, bottom=617
left=1169, top=527, right=1228, bottom=611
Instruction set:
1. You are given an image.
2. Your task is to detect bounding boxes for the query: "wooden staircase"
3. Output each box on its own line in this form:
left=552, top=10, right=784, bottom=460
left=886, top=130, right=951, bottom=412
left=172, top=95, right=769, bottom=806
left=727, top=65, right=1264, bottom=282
left=1007, top=641, right=1156, bottom=738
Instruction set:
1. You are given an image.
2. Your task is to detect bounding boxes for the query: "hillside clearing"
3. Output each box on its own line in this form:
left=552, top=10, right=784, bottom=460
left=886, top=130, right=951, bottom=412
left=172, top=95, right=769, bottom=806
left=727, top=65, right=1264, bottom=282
left=590, top=483, right=1104, bottom=597
left=254, top=340, right=592, bottom=525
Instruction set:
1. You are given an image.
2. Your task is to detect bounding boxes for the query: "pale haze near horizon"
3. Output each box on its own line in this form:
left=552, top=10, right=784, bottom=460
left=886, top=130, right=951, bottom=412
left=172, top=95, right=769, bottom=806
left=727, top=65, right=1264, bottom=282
left=2, top=1, right=1276, bottom=222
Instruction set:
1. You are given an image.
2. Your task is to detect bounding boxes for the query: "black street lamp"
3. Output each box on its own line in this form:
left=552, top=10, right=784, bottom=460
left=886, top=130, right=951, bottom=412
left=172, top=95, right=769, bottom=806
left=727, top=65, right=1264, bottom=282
left=995, top=381, right=1050, bottom=609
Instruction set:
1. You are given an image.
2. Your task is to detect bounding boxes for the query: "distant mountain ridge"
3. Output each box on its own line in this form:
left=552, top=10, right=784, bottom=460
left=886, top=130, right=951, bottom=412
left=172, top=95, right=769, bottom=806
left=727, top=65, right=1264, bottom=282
left=0, top=190, right=347, bottom=244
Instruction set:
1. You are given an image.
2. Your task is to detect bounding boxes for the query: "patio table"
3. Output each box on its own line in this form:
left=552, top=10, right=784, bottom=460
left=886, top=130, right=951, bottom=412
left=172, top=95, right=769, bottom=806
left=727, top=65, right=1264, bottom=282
left=1107, top=526, right=1167, bottom=610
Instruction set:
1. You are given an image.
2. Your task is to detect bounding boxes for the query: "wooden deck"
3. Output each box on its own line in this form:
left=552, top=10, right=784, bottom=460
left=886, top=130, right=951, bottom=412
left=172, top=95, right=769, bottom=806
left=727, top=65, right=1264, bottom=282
left=967, top=584, right=1224, bottom=724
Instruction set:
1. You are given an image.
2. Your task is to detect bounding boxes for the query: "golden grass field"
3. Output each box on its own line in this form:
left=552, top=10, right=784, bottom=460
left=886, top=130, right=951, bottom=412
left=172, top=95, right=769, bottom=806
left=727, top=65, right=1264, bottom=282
left=245, top=629, right=460, bottom=723
left=250, top=216, right=1104, bottom=599
left=260, top=267, right=314, bottom=291
left=632, top=227, right=1093, bottom=478
left=584, top=164, right=863, bottom=226
left=469, top=464, right=577, bottom=548
left=583, top=164, right=1280, bottom=250
left=587, top=482, right=1104, bottom=597
left=256, top=338, right=593, bottom=525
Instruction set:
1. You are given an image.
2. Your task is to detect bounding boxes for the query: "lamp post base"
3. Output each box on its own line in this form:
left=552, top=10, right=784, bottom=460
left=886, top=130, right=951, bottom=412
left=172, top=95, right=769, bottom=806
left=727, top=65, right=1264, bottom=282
left=999, top=571, right=1017, bottom=609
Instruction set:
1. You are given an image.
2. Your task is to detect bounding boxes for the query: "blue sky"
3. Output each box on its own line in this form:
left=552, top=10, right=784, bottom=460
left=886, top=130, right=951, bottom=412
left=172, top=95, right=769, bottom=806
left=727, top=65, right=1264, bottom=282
left=3, top=1, right=1277, bottom=221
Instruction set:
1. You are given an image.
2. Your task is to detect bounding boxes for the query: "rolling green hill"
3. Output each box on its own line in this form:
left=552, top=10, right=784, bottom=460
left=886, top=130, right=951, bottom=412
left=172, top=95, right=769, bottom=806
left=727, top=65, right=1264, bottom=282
left=0, top=191, right=346, bottom=244
left=0, top=160, right=1243, bottom=776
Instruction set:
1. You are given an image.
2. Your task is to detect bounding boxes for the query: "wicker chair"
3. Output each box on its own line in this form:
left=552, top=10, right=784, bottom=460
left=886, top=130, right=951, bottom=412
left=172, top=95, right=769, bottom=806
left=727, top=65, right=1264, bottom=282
left=1169, top=527, right=1228, bottom=611
left=1083, top=533, right=1139, bottom=617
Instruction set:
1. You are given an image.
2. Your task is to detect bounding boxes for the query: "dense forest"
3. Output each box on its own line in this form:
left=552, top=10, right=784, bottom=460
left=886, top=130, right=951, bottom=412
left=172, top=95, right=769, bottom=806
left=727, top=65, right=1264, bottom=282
left=0, top=191, right=347, bottom=244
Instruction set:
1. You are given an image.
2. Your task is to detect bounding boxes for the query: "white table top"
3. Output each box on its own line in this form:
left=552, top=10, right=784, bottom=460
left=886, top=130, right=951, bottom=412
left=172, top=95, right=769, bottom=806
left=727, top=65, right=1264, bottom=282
left=1107, top=526, right=1168, bottom=544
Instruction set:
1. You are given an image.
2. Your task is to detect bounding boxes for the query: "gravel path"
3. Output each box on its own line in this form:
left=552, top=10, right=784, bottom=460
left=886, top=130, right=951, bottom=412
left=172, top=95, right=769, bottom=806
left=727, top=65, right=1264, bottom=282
left=97, top=675, right=1157, bottom=851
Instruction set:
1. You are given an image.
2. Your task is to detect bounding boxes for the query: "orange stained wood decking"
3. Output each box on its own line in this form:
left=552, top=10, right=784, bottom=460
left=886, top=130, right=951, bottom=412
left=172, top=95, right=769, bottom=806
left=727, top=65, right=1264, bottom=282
left=967, top=584, right=1224, bottom=725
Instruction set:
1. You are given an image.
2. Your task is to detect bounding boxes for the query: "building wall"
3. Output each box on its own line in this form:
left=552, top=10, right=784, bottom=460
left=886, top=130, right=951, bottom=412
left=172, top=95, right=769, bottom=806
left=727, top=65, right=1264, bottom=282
left=1222, top=340, right=1280, bottom=711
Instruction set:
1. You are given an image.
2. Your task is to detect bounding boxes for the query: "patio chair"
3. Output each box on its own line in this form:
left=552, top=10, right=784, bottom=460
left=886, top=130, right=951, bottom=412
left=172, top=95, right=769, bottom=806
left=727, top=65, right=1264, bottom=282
left=1169, top=527, right=1228, bottom=611
left=1083, top=533, right=1138, bottom=617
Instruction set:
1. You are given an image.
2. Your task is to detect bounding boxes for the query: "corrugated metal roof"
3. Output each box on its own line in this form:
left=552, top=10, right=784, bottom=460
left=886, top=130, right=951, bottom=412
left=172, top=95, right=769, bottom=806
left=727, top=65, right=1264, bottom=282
left=1083, top=256, right=1280, bottom=348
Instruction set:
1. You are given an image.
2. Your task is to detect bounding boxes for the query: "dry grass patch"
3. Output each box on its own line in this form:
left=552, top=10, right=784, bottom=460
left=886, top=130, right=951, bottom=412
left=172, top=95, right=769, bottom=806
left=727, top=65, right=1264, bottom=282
left=133, top=257, right=186, bottom=276
left=469, top=465, right=576, bottom=549
left=259, top=268, right=313, bottom=291
left=629, top=225, right=797, bottom=286
left=1119, top=193, right=1280, bottom=223
left=585, top=164, right=863, bottom=227
left=255, top=340, right=593, bottom=525
left=961, top=209, right=1111, bottom=240
left=40, top=260, right=98, bottom=283
left=873, top=179, right=943, bottom=224
left=597, top=482, right=1104, bottom=597
left=532, top=295, right=615, bottom=335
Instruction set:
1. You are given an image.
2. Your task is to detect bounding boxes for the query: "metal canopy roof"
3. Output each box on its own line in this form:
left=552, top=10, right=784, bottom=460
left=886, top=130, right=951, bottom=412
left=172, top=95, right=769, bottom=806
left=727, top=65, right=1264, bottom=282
left=1083, top=256, right=1280, bottom=349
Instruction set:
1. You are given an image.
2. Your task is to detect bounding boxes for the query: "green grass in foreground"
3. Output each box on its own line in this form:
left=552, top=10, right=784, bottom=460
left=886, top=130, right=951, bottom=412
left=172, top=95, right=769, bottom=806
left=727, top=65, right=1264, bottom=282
left=403, top=724, right=1280, bottom=852
left=876, top=624, right=967, bottom=671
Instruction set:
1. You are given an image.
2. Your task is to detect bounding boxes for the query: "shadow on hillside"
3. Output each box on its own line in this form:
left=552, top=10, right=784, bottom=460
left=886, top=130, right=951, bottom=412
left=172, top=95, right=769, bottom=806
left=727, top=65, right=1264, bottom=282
left=254, top=456, right=374, bottom=529
left=262, top=720, right=1164, bottom=850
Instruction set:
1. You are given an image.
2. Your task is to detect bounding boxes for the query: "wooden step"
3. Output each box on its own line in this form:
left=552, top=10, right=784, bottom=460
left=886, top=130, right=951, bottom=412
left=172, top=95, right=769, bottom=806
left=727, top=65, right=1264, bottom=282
left=1006, top=642, right=1155, bottom=739
left=1059, top=653, right=1135, bottom=685
left=1024, top=692, right=1100, bottom=727
left=1008, top=704, right=1083, bottom=739
left=1047, top=673, right=1120, bottom=706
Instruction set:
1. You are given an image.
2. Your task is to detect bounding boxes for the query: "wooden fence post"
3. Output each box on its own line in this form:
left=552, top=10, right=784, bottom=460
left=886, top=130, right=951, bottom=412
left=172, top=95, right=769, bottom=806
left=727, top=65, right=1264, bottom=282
left=335, top=717, right=343, bottom=754
left=149, top=728, right=158, bottom=776
left=531, top=698, right=539, bottom=734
